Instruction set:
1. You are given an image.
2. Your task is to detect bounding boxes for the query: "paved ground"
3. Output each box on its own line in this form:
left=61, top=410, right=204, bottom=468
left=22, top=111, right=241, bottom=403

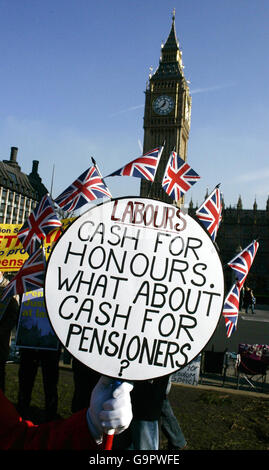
left=207, top=304, right=269, bottom=353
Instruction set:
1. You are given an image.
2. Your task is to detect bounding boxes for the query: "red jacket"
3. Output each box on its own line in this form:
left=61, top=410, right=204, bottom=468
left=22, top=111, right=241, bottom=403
left=0, top=390, right=98, bottom=450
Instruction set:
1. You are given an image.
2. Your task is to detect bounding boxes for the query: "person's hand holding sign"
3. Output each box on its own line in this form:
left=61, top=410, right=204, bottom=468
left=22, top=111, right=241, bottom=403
left=0, top=375, right=133, bottom=450
left=87, top=376, right=133, bottom=448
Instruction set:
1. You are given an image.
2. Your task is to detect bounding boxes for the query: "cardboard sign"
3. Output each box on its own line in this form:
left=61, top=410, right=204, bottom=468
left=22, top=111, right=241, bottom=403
left=172, top=355, right=201, bottom=386
left=0, top=218, right=75, bottom=271
left=16, top=289, right=59, bottom=350
left=44, top=197, right=224, bottom=380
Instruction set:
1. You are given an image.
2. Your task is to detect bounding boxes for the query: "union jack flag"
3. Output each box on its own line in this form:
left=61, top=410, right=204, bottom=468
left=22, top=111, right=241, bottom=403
left=227, top=240, right=259, bottom=290
left=222, top=282, right=240, bottom=338
left=18, top=194, right=62, bottom=255
left=162, top=151, right=200, bottom=202
left=1, top=248, right=46, bottom=301
left=55, top=166, right=112, bottom=213
left=105, top=146, right=164, bottom=181
left=195, top=185, right=222, bottom=242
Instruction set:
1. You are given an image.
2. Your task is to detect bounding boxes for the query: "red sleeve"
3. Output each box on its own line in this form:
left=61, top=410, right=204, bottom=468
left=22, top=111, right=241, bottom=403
left=0, top=390, right=99, bottom=450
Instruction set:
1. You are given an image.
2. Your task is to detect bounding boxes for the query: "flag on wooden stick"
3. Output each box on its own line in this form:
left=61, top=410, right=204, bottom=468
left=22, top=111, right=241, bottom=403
left=1, top=248, right=46, bottom=301
left=227, top=240, right=259, bottom=290
left=105, top=145, right=164, bottom=182
left=55, top=165, right=112, bottom=212
left=222, top=282, right=240, bottom=338
left=18, top=194, right=62, bottom=255
left=162, top=151, right=200, bottom=202
left=195, top=184, right=222, bottom=241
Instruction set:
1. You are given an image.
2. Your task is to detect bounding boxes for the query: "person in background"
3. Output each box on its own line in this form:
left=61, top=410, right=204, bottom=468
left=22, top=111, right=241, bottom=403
left=249, top=289, right=256, bottom=314
left=0, top=376, right=133, bottom=450
left=116, top=375, right=169, bottom=450
left=0, top=271, right=20, bottom=392
left=159, top=376, right=187, bottom=450
left=71, top=357, right=100, bottom=413
left=244, top=286, right=255, bottom=314
left=17, top=347, right=61, bottom=421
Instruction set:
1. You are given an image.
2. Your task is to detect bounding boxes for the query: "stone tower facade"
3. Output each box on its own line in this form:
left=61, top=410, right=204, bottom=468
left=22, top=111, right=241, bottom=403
left=140, top=13, right=191, bottom=204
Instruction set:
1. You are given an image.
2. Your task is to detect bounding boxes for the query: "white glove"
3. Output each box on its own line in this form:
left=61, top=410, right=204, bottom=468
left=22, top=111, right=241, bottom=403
left=87, top=375, right=133, bottom=443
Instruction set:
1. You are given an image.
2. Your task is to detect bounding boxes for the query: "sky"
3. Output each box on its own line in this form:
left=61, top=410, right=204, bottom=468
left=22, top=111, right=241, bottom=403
left=1, top=0, right=269, bottom=210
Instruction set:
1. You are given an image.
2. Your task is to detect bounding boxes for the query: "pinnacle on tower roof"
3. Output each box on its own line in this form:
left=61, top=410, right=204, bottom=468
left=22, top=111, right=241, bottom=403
left=162, top=8, right=179, bottom=51
left=237, top=195, right=243, bottom=210
left=151, top=10, right=184, bottom=80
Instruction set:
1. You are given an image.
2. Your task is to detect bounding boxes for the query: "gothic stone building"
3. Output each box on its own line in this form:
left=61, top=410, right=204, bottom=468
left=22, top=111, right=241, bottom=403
left=0, top=146, right=48, bottom=225
left=214, top=202, right=269, bottom=301
left=140, top=15, right=269, bottom=302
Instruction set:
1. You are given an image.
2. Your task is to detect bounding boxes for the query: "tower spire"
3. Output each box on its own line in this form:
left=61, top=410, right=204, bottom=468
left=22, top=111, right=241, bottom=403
left=151, top=12, right=183, bottom=79
left=162, top=10, right=179, bottom=52
left=140, top=14, right=191, bottom=204
left=172, top=7, right=176, bottom=23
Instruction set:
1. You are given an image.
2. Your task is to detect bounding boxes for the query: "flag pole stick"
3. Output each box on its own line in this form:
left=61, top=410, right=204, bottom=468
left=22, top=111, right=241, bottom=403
left=102, top=429, right=115, bottom=451
left=146, top=141, right=165, bottom=198
left=91, top=156, right=106, bottom=184
left=50, top=164, right=55, bottom=198
left=40, top=238, right=47, bottom=262
left=91, top=156, right=112, bottom=198
left=91, top=156, right=101, bottom=177
left=147, top=181, right=153, bottom=198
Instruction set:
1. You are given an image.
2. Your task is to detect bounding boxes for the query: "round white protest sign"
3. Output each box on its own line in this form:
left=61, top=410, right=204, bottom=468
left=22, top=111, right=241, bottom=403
left=44, top=197, right=224, bottom=381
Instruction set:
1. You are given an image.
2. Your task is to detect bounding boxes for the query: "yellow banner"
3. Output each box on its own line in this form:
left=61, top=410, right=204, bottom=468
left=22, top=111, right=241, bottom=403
left=0, top=218, right=75, bottom=272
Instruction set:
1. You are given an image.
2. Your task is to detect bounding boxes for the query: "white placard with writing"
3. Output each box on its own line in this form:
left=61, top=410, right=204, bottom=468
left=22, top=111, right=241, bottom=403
left=44, top=197, right=224, bottom=381
left=172, top=355, right=201, bottom=386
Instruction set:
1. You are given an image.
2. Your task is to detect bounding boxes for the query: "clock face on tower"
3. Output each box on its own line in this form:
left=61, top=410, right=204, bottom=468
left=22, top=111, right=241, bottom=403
left=153, top=95, right=174, bottom=115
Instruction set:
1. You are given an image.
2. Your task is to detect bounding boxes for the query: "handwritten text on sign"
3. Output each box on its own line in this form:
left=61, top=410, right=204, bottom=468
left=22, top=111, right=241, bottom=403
left=44, top=198, right=224, bottom=380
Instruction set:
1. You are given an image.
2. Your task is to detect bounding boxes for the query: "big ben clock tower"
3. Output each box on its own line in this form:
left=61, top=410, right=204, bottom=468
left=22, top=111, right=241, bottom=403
left=140, top=11, right=191, bottom=203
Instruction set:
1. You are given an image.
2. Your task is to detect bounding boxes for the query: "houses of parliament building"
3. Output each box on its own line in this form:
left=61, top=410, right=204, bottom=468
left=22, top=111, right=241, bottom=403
left=0, top=14, right=268, bottom=301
